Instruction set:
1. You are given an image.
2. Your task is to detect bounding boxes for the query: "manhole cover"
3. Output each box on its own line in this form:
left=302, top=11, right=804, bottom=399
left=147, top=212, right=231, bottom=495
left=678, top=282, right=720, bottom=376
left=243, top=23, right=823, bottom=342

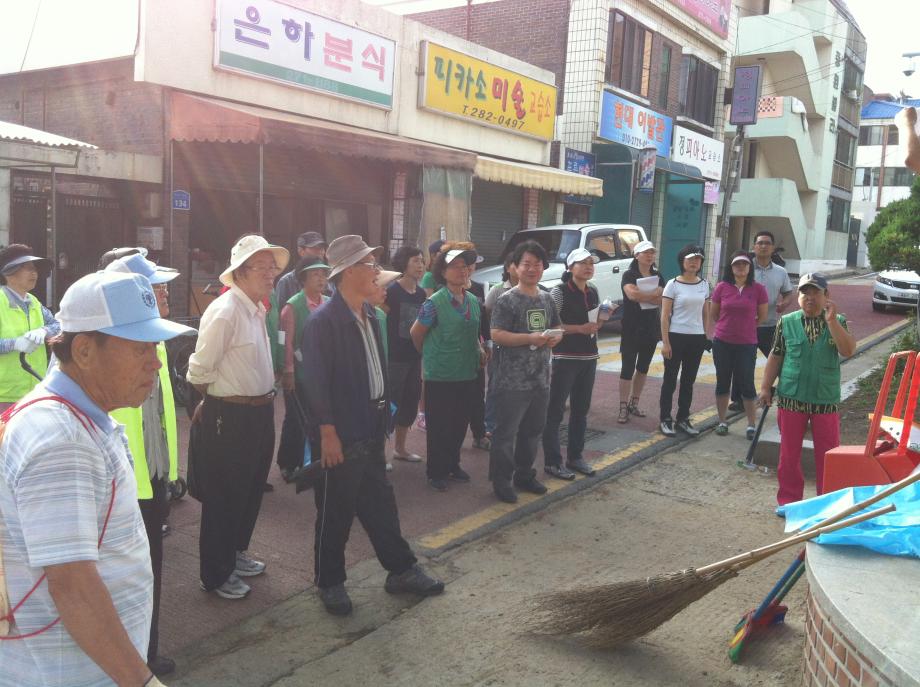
left=558, top=426, right=605, bottom=446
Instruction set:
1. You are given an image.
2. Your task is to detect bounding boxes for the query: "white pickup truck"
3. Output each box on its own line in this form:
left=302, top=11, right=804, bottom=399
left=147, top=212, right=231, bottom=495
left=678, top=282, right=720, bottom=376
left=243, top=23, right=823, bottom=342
left=470, top=223, right=649, bottom=307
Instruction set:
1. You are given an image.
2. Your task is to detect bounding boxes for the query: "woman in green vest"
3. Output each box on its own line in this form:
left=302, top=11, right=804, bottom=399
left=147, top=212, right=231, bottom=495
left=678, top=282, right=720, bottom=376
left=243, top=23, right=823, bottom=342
left=758, top=273, right=857, bottom=511
left=410, top=244, right=484, bottom=492
left=277, top=256, right=330, bottom=481
left=103, top=251, right=189, bottom=678
left=0, top=244, right=57, bottom=412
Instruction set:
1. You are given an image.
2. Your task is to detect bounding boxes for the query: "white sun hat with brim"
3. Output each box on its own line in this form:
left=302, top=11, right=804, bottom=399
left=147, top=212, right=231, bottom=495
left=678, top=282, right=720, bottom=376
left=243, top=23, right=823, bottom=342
left=219, top=235, right=290, bottom=287
left=104, top=253, right=179, bottom=284
left=375, top=270, right=403, bottom=289
left=56, top=272, right=196, bottom=341
left=565, top=248, right=600, bottom=268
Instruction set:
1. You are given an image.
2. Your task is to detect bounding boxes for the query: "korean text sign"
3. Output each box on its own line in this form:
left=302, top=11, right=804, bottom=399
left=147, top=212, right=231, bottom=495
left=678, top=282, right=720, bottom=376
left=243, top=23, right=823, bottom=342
left=562, top=148, right=596, bottom=205
left=671, top=126, right=725, bottom=180
left=598, top=91, right=673, bottom=158
left=419, top=42, right=556, bottom=141
left=666, top=0, right=731, bottom=39
left=214, top=0, right=396, bottom=108
left=730, top=65, right=762, bottom=126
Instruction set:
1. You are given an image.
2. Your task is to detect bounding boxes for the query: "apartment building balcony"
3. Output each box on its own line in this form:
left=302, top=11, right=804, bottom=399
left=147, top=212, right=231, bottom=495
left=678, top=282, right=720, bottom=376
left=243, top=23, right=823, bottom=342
left=736, top=11, right=819, bottom=113
left=727, top=96, right=819, bottom=191
left=728, top=178, right=806, bottom=259
left=794, top=0, right=838, bottom=45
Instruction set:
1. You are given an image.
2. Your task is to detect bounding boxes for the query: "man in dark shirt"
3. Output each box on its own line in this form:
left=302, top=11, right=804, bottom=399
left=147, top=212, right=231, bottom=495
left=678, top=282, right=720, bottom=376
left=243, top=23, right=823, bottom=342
left=303, top=235, right=443, bottom=616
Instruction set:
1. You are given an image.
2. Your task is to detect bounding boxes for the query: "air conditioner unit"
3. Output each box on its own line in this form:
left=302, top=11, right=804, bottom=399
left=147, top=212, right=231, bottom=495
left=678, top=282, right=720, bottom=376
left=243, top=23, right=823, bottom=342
left=845, top=89, right=860, bottom=101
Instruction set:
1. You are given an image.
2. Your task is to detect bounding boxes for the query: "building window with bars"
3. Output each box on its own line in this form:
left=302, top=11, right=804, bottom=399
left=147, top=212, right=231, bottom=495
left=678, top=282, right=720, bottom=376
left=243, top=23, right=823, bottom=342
left=677, top=55, right=718, bottom=126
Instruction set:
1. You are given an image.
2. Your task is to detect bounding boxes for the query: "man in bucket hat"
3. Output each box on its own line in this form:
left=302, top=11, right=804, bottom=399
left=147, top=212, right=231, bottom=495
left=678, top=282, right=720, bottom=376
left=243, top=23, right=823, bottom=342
left=187, top=234, right=289, bottom=601
left=303, top=235, right=444, bottom=616
left=0, top=271, right=193, bottom=687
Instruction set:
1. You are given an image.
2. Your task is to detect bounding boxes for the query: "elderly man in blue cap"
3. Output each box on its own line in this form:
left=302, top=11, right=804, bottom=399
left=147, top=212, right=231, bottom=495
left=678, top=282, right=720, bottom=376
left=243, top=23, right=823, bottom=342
left=0, top=270, right=194, bottom=687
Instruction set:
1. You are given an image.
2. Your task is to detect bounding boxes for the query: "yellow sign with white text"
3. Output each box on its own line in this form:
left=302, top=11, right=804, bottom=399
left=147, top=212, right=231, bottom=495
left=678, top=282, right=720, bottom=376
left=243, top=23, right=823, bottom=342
left=419, top=42, right=556, bottom=141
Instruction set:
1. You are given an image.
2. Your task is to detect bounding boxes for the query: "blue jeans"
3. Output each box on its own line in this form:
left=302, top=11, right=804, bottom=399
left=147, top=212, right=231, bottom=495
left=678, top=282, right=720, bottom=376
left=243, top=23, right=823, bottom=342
left=542, top=358, right=597, bottom=467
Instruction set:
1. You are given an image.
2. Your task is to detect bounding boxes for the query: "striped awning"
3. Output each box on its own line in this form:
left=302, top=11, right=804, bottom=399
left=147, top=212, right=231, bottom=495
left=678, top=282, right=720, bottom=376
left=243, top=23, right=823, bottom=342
left=474, top=155, right=603, bottom=197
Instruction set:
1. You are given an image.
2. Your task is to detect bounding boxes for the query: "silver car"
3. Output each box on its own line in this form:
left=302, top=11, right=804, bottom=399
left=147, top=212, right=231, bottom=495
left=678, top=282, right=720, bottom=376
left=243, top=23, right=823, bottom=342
left=872, top=269, right=920, bottom=311
left=470, top=224, right=648, bottom=306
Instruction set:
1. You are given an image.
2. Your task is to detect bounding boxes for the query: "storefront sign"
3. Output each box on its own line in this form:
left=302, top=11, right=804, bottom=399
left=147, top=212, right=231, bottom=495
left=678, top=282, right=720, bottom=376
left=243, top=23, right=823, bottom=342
left=636, top=147, right=656, bottom=192
left=665, top=0, right=731, bottom=39
left=730, top=65, right=762, bottom=126
left=172, top=190, right=190, bottom=211
left=562, top=148, right=596, bottom=205
left=214, top=0, right=396, bottom=108
left=419, top=41, right=556, bottom=141
left=672, top=126, right=725, bottom=181
left=703, top=180, right=720, bottom=205
left=598, top=91, right=673, bottom=158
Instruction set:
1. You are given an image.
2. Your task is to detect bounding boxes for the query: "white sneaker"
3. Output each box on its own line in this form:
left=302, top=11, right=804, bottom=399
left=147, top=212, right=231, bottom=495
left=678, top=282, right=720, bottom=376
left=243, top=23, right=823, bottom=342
left=234, top=551, right=266, bottom=577
left=386, top=462, right=394, bottom=472
left=201, top=572, right=250, bottom=599
left=393, top=451, right=422, bottom=463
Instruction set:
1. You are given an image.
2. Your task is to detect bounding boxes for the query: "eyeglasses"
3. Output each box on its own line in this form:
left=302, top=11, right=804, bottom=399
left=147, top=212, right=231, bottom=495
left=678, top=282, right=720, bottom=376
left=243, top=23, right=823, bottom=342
left=357, top=261, right=382, bottom=271
left=244, top=264, right=280, bottom=274
left=754, top=241, right=773, bottom=246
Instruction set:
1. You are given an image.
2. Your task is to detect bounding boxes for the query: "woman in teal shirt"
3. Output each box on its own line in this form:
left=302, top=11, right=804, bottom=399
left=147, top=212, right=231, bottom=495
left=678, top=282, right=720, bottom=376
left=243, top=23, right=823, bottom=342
left=410, top=244, right=484, bottom=492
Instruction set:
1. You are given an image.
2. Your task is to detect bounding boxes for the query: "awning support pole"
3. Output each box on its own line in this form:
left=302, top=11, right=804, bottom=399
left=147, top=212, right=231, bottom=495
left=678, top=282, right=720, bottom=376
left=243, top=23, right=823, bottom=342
left=258, top=143, right=264, bottom=235
left=50, top=165, right=57, bottom=308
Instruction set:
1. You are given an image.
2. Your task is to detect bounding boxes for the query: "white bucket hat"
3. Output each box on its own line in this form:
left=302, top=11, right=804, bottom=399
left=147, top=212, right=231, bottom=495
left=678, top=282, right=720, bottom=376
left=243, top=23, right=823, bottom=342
left=219, top=235, right=290, bottom=286
left=326, top=235, right=383, bottom=279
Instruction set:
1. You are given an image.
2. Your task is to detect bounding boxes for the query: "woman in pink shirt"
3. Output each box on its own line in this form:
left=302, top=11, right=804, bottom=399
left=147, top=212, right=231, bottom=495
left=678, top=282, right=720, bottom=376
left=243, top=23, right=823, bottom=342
left=711, top=251, right=768, bottom=438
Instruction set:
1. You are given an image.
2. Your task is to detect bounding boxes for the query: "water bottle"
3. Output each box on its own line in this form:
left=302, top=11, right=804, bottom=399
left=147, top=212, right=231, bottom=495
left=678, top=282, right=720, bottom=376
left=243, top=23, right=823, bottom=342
left=598, top=299, right=613, bottom=323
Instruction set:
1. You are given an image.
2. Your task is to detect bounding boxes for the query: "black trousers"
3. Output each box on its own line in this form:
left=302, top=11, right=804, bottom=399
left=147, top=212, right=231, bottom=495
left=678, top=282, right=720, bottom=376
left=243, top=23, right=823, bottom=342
left=197, top=398, right=275, bottom=589
left=138, top=477, right=169, bottom=662
left=425, top=379, right=477, bottom=479
left=313, top=436, right=416, bottom=588
left=542, top=358, right=597, bottom=467
left=659, top=333, right=707, bottom=422
left=467, top=369, right=486, bottom=441
left=276, top=389, right=306, bottom=472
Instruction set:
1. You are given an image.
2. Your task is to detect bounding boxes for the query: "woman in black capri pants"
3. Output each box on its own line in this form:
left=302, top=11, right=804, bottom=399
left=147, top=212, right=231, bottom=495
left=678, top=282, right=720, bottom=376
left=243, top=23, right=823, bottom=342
left=618, top=240, right=664, bottom=423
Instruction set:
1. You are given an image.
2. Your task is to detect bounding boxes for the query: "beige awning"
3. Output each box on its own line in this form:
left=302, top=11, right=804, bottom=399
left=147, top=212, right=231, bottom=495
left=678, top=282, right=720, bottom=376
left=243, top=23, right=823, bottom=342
left=474, top=155, right=603, bottom=197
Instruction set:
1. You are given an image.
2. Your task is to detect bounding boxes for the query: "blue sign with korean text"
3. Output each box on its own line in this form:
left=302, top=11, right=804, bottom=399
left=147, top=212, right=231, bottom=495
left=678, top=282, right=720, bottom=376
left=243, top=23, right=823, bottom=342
left=562, top=148, right=596, bottom=205
left=172, top=190, right=190, bottom=211
left=598, top=91, right=673, bottom=158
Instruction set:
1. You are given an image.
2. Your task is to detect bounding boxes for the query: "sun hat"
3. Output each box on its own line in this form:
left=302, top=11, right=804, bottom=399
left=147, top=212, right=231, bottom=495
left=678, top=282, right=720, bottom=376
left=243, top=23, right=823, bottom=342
left=444, top=249, right=479, bottom=265
left=326, top=235, right=383, bottom=279
left=56, top=272, right=196, bottom=341
left=565, top=248, right=600, bottom=268
left=375, top=270, right=402, bottom=289
left=0, top=245, right=51, bottom=275
left=297, top=231, right=326, bottom=248
left=219, top=235, right=290, bottom=287
left=798, top=272, right=829, bottom=291
left=632, top=240, right=656, bottom=255
left=731, top=254, right=752, bottom=265
left=104, top=253, right=179, bottom=284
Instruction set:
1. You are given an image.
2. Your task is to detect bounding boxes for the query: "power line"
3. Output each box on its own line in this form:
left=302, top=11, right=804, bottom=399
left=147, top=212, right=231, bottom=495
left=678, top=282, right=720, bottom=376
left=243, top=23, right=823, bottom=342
left=735, top=17, right=848, bottom=57
left=18, top=0, right=42, bottom=73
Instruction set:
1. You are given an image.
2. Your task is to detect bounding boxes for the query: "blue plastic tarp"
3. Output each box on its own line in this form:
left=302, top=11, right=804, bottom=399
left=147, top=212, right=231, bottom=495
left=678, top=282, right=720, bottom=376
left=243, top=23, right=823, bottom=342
left=778, top=482, right=920, bottom=559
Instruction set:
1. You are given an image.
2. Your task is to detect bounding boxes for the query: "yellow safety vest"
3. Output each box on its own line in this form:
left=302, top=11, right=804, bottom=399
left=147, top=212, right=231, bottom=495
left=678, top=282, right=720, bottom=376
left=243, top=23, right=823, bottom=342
left=0, top=292, right=48, bottom=403
left=111, top=343, right=178, bottom=499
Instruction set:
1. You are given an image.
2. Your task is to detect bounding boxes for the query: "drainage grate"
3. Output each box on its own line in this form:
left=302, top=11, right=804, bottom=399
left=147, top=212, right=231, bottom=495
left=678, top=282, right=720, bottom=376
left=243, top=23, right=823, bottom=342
left=558, top=426, right=606, bottom=446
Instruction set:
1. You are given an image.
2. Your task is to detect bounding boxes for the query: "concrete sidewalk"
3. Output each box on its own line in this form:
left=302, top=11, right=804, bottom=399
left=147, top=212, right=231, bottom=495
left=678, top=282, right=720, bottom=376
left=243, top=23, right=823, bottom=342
left=168, top=316, right=898, bottom=686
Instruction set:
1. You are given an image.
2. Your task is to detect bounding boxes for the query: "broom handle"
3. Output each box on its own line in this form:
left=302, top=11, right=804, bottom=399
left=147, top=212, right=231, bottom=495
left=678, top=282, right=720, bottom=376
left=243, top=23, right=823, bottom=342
left=696, top=504, right=894, bottom=575
left=795, top=468, right=920, bottom=536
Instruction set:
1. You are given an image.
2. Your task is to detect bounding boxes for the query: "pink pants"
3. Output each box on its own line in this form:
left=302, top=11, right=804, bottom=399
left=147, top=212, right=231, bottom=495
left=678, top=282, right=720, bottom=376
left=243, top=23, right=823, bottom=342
left=776, top=408, right=840, bottom=505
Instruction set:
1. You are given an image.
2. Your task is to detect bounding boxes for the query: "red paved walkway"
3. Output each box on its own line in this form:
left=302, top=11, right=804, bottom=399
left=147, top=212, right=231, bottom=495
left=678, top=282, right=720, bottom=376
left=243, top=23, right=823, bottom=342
left=158, top=279, right=904, bottom=656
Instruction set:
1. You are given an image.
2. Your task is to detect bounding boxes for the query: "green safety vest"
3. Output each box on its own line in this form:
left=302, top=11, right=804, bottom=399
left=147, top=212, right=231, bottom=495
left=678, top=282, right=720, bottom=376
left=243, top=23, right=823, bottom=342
left=111, top=343, right=177, bottom=499
left=0, top=292, right=48, bottom=403
left=777, top=312, right=844, bottom=406
left=421, top=288, right=480, bottom=382
left=286, top=291, right=329, bottom=385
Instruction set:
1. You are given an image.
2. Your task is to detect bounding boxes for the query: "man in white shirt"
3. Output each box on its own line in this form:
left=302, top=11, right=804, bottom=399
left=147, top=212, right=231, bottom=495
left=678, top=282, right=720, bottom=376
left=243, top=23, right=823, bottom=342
left=187, top=234, right=289, bottom=600
left=0, top=270, right=193, bottom=687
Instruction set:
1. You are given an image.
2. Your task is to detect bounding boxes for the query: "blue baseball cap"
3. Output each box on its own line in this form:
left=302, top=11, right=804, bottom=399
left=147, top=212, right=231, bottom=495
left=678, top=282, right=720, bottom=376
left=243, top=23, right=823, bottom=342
left=104, top=253, right=179, bottom=284
left=56, top=272, right=196, bottom=342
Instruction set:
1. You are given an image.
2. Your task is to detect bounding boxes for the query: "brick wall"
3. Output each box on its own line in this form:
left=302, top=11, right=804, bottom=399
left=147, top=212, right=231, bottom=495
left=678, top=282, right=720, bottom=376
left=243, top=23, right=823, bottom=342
left=409, top=0, right=571, bottom=111
left=803, top=590, right=891, bottom=687
left=0, top=59, right=165, bottom=156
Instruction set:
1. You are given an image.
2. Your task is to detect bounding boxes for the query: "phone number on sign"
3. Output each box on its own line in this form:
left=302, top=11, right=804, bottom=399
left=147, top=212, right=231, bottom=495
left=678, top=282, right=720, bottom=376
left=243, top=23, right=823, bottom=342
left=461, top=104, right=526, bottom=129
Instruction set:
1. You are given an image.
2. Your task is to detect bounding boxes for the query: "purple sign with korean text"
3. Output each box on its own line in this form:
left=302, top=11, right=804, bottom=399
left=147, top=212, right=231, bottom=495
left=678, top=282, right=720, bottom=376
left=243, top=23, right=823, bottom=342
left=730, top=65, right=762, bottom=126
left=562, top=148, right=596, bottom=206
left=598, top=91, right=673, bottom=158
left=666, top=0, right=731, bottom=39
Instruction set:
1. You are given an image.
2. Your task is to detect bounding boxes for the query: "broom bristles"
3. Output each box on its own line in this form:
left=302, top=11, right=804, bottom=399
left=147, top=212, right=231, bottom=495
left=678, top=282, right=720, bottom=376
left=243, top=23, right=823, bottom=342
left=526, top=567, right=738, bottom=648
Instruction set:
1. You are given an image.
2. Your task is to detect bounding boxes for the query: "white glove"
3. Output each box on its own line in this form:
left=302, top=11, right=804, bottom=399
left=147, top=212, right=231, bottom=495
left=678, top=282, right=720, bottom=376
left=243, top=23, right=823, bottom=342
left=12, top=336, right=39, bottom=354
left=23, top=328, right=46, bottom=346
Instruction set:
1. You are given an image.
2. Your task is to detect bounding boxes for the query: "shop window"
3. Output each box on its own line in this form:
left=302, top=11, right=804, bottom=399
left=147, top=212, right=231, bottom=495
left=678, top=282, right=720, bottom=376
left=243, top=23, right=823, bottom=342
left=678, top=56, right=718, bottom=127
left=607, top=11, right=653, bottom=98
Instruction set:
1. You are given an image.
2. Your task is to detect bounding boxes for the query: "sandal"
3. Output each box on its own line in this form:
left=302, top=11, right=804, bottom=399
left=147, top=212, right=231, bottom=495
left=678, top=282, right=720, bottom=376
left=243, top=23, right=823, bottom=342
left=715, top=422, right=729, bottom=436
left=628, top=398, right=646, bottom=417
left=617, top=402, right=630, bottom=424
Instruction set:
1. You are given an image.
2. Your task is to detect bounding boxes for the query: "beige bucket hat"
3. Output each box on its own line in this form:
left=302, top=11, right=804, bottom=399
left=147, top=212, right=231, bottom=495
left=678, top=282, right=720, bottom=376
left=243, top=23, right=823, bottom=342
left=327, top=235, right=383, bottom=279
left=219, top=234, right=290, bottom=286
